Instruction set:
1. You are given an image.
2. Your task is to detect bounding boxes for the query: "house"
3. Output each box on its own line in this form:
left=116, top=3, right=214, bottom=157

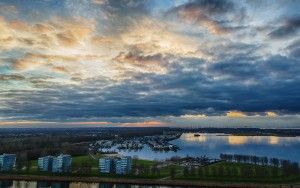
left=99, top=156, right=132, bottom=175
left=115, top=156, right=132, bottom=175
left=0, top=154, right=16, bottom=171
left=38, top=156, right=54, bottom=172
left=99, top=158, right=114, bottom=173
left=52, top=154, right=72, bottom=173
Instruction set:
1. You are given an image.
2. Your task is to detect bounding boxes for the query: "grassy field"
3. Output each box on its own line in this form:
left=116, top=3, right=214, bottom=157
left=9, top=155, right=300, bottom=183
left=72, top=154, right=101, bottom=167
left=24, top=154, right=178, bottom=179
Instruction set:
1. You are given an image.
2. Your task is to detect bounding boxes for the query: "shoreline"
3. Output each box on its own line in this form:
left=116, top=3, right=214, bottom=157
left=0, top=175, right=299, bottom=188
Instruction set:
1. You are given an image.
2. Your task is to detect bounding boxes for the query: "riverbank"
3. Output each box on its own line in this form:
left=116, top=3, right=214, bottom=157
left=0, top=175, right=300, bottom=188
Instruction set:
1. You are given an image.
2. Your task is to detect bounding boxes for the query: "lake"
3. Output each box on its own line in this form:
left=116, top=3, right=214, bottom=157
left=0, top=180, right=193, bottom=188
left=117, top=133, right=300, bottom=163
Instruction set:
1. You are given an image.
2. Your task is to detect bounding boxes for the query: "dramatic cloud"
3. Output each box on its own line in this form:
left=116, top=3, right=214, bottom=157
left=166, top=0, right=242, bottom=35
left=268, top=17, right=300, bottom=39
left=286, top=39, right=300, bottom=58
left=114, top=51, right=168, bottom=74
left=0, top=0, right=300, bottom=128
left=120, top=18, right=203, bottom=58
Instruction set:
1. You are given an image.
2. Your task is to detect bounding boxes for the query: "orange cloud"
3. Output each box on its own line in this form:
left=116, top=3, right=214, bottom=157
left=33, top=23, right=54, bottom=33
left=64, top=121, right=111, bottom=125
left=9, top=20, right=30, bottom=31
left=0, top=121, right=53, bottom=125
left=0, top=17, right=14, bottom=46
left=119, top=121, right=168, bottom=127
left=91, top=0, right=107, bottom=5
left=226, top=111, right=247, bottom=118
left=121, top=18, right=205, bottom=59
left=56, top=32, right=78, bottom=47
left=176, top=6, right=229, bottom=35
left=266, top=111, right=278, bottom=117
left=13, top=53, right=77, bottom=70
left=1, top=16, right=210, bottom=86
left=91, top=36, right=115, bottom=46
left=0, top=16, right=95, bottom=50
left=0, top=120, right=168, bottom=127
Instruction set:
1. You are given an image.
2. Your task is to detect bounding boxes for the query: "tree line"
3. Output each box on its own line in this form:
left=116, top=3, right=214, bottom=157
left=174, top=154, right=299, bottom=179
left=179, top=164, right=299, bottom=179
left=219, top=153, right=299, bottom=177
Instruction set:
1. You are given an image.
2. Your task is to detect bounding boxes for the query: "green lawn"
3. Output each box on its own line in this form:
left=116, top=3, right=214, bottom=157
left=21, top=155, right=178, bottom=179
left=72, top=154, right=101, bottom=167
left=134, top=159, right=156, bottom=166
left=10, top=156, right=300, bottom=183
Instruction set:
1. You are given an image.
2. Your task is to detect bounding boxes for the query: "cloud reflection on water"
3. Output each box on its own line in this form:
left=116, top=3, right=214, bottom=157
left=181, top=133, right=207, bottom=143
left=180, top=133, right=300, bottom=146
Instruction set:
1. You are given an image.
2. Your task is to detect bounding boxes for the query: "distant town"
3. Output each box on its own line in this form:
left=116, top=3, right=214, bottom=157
left=90, top=131, right=181, bottom=153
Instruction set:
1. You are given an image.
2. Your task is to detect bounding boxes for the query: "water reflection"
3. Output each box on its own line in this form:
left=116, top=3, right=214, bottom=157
left=269, top=136, right=279, bottom=145
left=227, top=136, right=248, bottom=145
left=180, top=133, right=300, bottom=146
left=181, top=134, right=207, bottom=143
left=0, top=181, right=188, bottom=188
left=117, top=133, right=300, bottom=162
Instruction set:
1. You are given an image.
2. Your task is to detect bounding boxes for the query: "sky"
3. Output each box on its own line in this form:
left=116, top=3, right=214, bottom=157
left=0, top=0, right=300, bottom=128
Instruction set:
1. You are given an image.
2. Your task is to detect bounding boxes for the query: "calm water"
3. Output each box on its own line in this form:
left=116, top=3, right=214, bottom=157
left=0, top=181, right=192, bottom=188
left=118, top=133, right=300, bottom=163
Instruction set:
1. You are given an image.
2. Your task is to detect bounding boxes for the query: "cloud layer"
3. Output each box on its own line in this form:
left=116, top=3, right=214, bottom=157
left=0, top=0, right=300, bottom=127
